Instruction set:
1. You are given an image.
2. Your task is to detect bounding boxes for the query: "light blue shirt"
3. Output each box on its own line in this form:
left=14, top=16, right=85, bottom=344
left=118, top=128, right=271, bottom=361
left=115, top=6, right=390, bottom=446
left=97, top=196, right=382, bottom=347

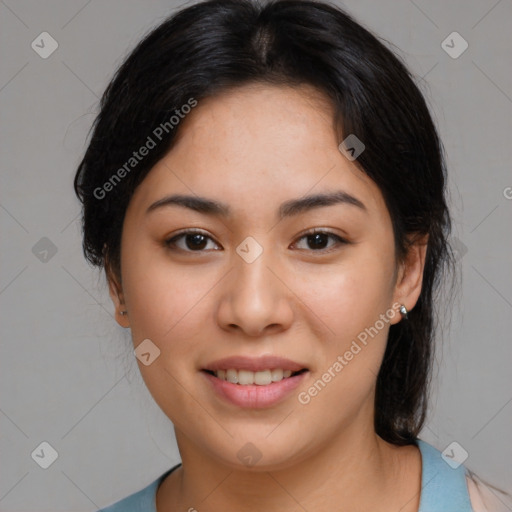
left=98, top=439, right=473, bottom=511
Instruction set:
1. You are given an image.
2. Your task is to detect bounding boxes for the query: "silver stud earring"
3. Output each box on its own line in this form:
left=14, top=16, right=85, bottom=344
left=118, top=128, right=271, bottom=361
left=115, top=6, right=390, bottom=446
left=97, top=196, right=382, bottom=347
left=399, top=304, right=408, bottom=320
left=120, top=310, right=127, bottom=316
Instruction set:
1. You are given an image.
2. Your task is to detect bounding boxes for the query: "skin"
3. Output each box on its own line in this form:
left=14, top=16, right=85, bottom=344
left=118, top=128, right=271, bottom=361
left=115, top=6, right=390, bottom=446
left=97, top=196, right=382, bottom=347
left=107, top=83, right=428, bottom=511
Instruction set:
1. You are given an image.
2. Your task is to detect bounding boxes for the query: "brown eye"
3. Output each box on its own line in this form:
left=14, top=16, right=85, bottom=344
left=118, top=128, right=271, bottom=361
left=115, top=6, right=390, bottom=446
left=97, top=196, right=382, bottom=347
left=293, top=230, right=348, bottom=252
left=165, top=230, right=220, bottom=252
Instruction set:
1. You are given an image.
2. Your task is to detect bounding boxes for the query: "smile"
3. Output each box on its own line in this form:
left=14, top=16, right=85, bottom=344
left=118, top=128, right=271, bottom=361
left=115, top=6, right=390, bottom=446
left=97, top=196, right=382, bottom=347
left=206, top=368, right=306, bottom=385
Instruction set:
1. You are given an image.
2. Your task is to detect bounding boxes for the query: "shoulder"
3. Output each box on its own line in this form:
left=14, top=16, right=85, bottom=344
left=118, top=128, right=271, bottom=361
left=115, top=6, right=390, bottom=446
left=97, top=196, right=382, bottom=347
left=466, top=471, right=512, bottom=512
left=415, top=439, right=511, bottom=512
left=97, top=464, right=181, bottom=512
left=97, top=478, right=159, bottom=512
left=415, top=439, right=473, bottom=511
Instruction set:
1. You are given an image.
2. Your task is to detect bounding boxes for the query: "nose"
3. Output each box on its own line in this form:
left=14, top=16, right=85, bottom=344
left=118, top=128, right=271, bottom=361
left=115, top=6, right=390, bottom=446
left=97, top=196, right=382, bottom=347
left=215, top=246, right=294, bottom=337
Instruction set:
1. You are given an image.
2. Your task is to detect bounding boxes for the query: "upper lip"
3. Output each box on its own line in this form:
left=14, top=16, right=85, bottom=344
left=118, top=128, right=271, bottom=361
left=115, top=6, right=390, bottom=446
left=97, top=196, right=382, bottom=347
left=203, top=355, right=308, bottom=372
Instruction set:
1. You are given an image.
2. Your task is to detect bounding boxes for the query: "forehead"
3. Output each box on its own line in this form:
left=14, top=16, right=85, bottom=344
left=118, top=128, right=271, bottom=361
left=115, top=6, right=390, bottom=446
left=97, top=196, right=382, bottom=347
left=127, top=84, right=388, bottom=222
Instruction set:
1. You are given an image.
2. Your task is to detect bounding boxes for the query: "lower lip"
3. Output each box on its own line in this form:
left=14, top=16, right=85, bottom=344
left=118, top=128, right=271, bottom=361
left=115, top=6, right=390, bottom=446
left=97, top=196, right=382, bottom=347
left=202, top=371, right=308, bottom=409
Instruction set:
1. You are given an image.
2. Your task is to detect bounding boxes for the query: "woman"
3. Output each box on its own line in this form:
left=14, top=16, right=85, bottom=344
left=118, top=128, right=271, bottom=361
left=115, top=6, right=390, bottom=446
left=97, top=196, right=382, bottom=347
left=73, top=0, right=510, bottom=510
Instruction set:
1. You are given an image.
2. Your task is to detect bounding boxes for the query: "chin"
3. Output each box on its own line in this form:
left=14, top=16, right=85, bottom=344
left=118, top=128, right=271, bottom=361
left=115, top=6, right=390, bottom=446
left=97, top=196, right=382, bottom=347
left=202, top=431, right=316, bottom=472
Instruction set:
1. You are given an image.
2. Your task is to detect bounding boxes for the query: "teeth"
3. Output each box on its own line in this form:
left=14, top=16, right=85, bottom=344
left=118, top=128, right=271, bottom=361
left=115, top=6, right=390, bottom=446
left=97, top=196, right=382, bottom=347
left=226, top=369, right=238, bottom=384
left=213, top=368, right=298, bottom=385
left=254, top=370, right=272, bottom=385
left=271, top=368, right=283, bottom=381
left=238, top=370, right=254, bottom=385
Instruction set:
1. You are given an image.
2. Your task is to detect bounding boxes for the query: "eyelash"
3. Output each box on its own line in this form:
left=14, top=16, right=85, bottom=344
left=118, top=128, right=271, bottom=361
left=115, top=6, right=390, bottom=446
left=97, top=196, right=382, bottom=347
left=164, top=228, right=349, bottom=254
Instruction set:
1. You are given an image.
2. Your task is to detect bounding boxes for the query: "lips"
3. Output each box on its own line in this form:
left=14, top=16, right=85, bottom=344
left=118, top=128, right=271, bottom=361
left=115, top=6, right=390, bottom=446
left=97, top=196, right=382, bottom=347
left=201, top=355, right=309, bottom=408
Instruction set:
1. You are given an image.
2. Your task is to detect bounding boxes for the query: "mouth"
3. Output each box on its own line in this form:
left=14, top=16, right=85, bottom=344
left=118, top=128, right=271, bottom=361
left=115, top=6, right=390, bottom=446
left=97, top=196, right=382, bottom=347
left=201, top=355, right=309, bottom=408
left=202, top=368, right=308, bottom=385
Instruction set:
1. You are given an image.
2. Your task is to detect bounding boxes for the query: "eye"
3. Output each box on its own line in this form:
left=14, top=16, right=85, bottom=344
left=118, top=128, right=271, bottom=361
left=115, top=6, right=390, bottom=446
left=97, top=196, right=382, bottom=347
left=164, top=230, right=221, bottom=252
left=164, top=228, right=348, bottom=254
left=292, top=229, right=349, bottom=252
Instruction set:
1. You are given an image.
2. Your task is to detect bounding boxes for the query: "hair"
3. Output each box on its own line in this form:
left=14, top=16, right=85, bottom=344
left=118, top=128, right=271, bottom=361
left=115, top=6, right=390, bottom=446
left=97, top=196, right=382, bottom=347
left=74, top=0, right=456, bottom=445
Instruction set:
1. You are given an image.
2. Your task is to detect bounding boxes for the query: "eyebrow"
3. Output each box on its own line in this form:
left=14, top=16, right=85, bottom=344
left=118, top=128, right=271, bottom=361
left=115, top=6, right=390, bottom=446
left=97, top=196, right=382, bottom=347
left=146, top=190, right=367, bottom=219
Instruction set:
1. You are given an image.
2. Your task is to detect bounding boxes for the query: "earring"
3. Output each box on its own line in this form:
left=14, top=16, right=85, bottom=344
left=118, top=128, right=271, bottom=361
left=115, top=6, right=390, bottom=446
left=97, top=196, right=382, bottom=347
left=399, top=304, right=408, bottom=320
left=120, top=310, right=127, bottom=316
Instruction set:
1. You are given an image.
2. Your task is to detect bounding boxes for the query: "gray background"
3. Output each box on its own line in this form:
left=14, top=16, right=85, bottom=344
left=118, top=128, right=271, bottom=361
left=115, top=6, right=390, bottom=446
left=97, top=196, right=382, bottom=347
left=1, top=0, right=511, bottom=510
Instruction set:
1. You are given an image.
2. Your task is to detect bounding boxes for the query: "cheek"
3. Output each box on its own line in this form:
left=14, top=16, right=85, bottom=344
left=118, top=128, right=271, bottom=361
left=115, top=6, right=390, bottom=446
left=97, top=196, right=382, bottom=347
left=296, top=254, right=395, bottom=344
left=295, top=268, right=391, bottom=419
left=121, top=252, right=217, bottom=356
left=291, top=252, right=395, bottom=411
left=121, top=259, right=217, bottom=427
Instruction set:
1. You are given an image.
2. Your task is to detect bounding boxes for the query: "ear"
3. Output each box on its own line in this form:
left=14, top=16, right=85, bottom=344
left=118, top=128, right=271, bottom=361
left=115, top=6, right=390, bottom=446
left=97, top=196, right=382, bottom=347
left=390, top=234, right=429, bottom=325
left=105, top=259, right=130, bottom=328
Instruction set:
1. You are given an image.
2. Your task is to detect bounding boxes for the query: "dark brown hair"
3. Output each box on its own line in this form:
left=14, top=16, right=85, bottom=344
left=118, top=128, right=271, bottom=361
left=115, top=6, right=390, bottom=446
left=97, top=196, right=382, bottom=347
left=74, top=0, right=456, bottom=445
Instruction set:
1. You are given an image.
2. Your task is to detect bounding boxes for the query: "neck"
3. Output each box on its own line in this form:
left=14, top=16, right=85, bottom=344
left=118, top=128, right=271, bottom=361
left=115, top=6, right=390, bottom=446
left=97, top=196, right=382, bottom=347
left=157, top=419, right=422, bottom=512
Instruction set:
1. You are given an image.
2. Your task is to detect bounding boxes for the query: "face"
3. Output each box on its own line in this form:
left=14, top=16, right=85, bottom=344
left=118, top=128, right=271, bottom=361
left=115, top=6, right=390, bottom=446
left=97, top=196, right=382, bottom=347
left=108, top=84, right=426, bottom=471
